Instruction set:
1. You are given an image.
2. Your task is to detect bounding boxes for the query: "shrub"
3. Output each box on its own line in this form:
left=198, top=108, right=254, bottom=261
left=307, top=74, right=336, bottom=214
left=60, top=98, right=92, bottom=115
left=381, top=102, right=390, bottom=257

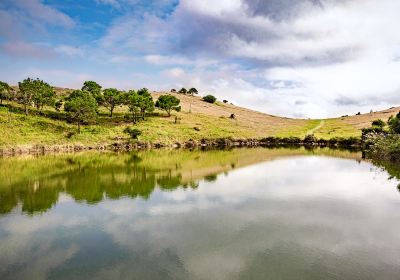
left=123, top=127, right=142, bottom=139
left=388, top=112, right=400, bottom=134
left=303, top=134, right=317, bottom=144
left=371, top=119, right=385, bottom=128
left=202, top=95, right=217, bottom=103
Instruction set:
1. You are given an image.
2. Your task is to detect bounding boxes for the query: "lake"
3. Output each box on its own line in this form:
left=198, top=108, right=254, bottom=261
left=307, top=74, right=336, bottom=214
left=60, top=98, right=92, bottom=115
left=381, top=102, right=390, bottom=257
left=1, top=147, right=400, bottom=280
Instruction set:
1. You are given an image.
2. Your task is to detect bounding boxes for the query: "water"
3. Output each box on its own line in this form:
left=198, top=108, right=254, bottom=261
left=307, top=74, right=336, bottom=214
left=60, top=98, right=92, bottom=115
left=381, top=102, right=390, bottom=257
left=0, top=148, right=400, bottom=280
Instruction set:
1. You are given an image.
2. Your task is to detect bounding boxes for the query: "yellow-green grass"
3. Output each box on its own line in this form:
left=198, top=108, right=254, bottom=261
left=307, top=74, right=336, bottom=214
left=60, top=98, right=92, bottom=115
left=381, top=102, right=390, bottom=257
left=0, top=91, right=398, bottom=148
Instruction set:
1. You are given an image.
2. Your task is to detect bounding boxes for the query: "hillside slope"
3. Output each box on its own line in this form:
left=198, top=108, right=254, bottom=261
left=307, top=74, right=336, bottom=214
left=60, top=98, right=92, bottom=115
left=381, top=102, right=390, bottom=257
left=0, top=90, right=398, bottom=148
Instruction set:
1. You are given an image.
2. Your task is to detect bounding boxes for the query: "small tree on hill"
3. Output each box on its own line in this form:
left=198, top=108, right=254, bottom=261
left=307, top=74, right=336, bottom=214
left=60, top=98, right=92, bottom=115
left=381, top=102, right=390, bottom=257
left=32, top=81, right=55, bottom=112
left=0, top=81, right=11, bottom=105
left=64, top=90, right=97, bottom=133
left=137, top=88, right=154, bottom=120
left=82, top=81, right=103, bottom=105
left=155, top=95, right=181, bottom=117
left=18, top=78, right=54, bottom=115
left=188, top=87, right=198, bottom=96
left=202, top=95, right=217, bottom=104
left=103, top=88, right=124, bottom=117
left=178, top=88, right=187, bottom=94
left=124, top=90, right=140, bottom=124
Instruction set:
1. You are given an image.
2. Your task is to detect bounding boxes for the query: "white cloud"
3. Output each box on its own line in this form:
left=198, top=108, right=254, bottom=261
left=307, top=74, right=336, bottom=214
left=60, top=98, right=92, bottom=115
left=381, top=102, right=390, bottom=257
left=13, top=0, right=75, bottom=28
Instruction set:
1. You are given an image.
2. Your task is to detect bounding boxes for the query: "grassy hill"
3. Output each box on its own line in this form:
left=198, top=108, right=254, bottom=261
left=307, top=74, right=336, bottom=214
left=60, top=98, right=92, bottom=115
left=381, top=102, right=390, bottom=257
left=0, top=89, right=399, bottom=149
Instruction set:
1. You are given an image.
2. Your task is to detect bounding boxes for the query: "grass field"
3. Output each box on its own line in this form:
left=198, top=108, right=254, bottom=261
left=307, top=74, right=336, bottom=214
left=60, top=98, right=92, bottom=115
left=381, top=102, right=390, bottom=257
left=0, top=91, right=399, bottom=148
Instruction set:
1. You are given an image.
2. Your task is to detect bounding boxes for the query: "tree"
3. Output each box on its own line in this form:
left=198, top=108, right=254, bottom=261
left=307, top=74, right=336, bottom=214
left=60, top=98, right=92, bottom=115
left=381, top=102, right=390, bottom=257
left=32, top=81, right=55, bottom=112
left=202, top=95, right=217, bottom=103
left=18, top=78, right=53, bottom=115
left=188, top=87, right=198, bottom=96
left=64, top=90, right=97, bottom=133
left=0, top=81, right=11, bottom=105
left=136, top=88, right=154, bottom=120
left=124, top=90, right=140, bottom=124
left=103, top=88, right=123, bottom=117
left=178, top=88, right=187, bottom=94
left=81, top=81, right=103, bottom=105
left=155, top=95, right=181, bottom=117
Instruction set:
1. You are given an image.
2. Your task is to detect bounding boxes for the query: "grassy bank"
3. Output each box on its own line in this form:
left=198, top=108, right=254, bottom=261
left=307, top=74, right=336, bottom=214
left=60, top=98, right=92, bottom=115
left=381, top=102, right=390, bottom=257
left=1, top=91, right=398, bottom=150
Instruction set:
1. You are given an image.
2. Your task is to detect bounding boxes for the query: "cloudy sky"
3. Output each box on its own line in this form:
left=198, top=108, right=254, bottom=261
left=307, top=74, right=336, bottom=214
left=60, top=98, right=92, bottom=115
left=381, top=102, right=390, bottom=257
left=1, top=0, right=399, bottom=118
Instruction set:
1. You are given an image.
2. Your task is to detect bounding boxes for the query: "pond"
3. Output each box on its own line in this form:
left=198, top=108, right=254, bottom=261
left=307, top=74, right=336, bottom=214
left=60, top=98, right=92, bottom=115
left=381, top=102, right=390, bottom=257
left=0, top=147, right=400, bottom=280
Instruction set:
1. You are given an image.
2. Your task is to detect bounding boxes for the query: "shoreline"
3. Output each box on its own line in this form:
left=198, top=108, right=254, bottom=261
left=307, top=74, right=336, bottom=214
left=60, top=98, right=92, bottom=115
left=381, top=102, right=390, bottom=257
left=0, top=136, right=362, bottom=157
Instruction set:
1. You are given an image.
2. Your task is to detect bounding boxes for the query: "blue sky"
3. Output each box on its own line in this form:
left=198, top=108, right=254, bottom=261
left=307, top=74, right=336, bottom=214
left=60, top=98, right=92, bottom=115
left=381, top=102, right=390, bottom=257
left=1, top=0, right=400, bottom=118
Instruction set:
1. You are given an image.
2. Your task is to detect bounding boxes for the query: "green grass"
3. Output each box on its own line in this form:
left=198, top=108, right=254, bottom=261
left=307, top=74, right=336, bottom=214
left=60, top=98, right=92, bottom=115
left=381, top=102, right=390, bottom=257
left=0, top=101, right=364, bottom=149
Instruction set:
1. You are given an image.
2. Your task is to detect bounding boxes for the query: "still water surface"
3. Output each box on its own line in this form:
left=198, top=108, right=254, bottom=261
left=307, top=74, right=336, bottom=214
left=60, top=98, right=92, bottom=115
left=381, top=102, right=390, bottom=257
left=0, top=148, right=400, bottom=280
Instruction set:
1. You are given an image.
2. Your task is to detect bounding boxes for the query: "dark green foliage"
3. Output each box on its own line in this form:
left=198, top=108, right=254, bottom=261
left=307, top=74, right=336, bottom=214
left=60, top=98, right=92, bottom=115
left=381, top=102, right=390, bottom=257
left=388, top=112, right=400, bottom=134
left=136, top=88, right=155, bottom=120
left=123, top=90, right=154, bottom=123
left=0, top=81, right=11, bottom=105
left=124, top=90, right=140, bottom=123
left=202, top=95, right=217, bottom=103
left=362, top=126, right=384, bottom=136
left=103, top=88, right=124, bottom=117
left=303, top=134, right=317, bottom=144
left=188, top=87, right=198, bottom=96
left=327, top=137, right=360, bottom=147
left=55, top=99, right=63, bottom=111
left=124, top=127, right=142, bottom=139
left=178, top=88, right=187, bottom=94
left=81, top=81, right=103, bottom=105
left=64, top=90, right=97, bottom=133
left=371, top=119, right=385, bottom=128
left=365, top=134, right=400, bottom=163
left=18, top=78, right=54, bottom=115
left=155, top=95, right=181, bottom=116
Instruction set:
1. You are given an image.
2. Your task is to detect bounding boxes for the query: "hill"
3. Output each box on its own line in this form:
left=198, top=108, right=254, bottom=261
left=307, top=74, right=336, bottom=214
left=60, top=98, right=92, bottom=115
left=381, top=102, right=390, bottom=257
left=0, top=89, right=399, bottom=151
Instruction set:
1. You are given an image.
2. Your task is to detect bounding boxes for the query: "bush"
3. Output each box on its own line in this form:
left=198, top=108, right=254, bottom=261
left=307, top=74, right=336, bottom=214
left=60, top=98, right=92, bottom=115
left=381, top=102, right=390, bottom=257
left=202, top=95, right=217, bottom=103
left=303, top=134, right=317, bottom=144
left=388, top=112, right=400, bottom=134
left=371, top=119, right=385, bottom=128
left=124, top=127, right=142, bottom=139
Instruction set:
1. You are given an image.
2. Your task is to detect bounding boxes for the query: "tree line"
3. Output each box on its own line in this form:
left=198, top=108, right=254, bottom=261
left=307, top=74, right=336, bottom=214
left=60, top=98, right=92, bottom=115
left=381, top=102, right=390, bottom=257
left=0, top=79, right=183, bottom=133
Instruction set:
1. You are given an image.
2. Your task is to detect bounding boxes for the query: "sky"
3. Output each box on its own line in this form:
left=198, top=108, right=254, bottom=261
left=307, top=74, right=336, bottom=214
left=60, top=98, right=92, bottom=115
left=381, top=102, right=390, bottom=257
left=1, top=0, right=400, bottom=118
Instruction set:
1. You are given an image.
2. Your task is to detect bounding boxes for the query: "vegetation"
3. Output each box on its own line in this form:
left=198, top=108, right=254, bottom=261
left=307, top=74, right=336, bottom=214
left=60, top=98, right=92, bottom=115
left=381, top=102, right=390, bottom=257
left=155, top=95, right=181, bottom=116
left=124, top=127, right=142, bottom=139
left=136, top=88, right=155, bottom=120
left=103, top=88, right=123, bottom=117
left=178, top=88, right=187, bottom=94
left=388, top=112, right=400, bottom=133
left=363, top=113, right=400, bottom=162
left=0, top=81, right=11, bottom=105
left=1, top=77, right=399, bottom=151
left=18, top=78, right=54, bottom=115
left=202, top=95, right=217, bottom=103
left=64, top=90, right=98, bottom=133
left=188, top=87, right=198, bottom=96
left=82, top=80, right=103, bottom=105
